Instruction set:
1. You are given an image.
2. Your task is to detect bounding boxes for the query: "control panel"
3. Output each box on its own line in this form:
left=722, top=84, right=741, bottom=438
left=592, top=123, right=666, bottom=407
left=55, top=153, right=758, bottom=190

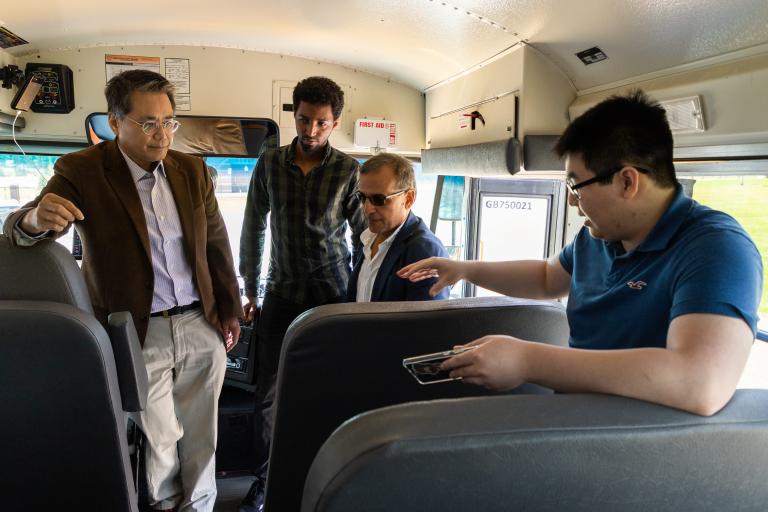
left=225, top=315, right=258, bottom=391
left=24, top=63, right=75, bottom=114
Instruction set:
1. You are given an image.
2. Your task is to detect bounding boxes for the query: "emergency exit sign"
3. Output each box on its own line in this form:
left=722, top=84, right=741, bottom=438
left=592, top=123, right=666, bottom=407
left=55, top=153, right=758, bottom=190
left=354, top=119, right=399, bottom=148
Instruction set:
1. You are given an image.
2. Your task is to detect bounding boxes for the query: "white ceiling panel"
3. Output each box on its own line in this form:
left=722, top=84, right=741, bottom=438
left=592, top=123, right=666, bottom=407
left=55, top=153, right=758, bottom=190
left=1, top=0, right=767, bottom=91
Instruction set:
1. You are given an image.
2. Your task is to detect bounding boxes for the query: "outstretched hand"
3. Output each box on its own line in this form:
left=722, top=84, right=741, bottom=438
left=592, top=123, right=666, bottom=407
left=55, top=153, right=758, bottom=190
left=397, top=257, right=465, bottom=297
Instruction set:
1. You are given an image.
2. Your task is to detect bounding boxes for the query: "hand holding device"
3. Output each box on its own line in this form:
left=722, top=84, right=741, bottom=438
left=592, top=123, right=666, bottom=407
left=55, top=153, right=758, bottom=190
left=403, top=346, right=478, bottom=384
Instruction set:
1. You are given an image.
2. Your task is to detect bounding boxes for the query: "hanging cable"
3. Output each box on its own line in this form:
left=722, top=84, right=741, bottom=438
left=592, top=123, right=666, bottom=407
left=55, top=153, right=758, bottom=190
left=11, top=110, right=25, bottom=157
left=11, top=109, right=48, bottom=182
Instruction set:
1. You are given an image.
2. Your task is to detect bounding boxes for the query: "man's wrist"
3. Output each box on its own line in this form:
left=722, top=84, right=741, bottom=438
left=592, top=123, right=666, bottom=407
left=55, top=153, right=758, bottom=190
left=460, top=260, right=474, bottom=284
left=521, top=340, right=559, bottom=387
left=18, top=211, right=44, bottom=237
left=15, top=213, right=49, bottom=239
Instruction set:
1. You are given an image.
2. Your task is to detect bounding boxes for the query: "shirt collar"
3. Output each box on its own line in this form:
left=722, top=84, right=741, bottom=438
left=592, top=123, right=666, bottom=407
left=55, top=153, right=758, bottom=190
left=361, top=219, right=407, bottom=254
left=633, top=183, right=692, bottom=253
left=287, top=137, right=333, bottom=168
left=118, top=144, right=165, bottom=183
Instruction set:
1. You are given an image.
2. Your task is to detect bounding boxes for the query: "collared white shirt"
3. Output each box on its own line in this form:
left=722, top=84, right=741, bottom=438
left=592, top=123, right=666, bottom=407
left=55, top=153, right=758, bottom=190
left=120, top=147, right=200, bottom=312
left=356, top=221, right=406, bottom=302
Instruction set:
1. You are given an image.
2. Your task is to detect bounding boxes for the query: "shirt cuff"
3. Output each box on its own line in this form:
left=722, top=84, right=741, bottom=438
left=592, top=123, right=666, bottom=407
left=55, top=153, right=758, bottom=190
left=13, top=217, right=52, bottom=246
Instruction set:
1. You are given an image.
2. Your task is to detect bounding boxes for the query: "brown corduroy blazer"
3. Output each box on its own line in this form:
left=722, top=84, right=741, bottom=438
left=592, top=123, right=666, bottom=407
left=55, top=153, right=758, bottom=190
left=3, top=140, right=243, bottom=345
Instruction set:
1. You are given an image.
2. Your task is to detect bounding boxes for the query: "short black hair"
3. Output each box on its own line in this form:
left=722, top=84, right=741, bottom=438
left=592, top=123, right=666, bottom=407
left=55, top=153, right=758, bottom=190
left=105, top=69, right=175, bottom=118
left=555, top=90, right=677, bottom=188
left=292, top=76, right=344, bottom=119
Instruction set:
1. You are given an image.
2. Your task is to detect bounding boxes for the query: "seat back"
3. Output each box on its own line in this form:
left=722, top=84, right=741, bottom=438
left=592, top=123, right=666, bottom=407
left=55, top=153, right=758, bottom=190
left=266, top=297, right=570, bottom=512
left=0, top=237, right=93, bottom=312
left=303, top=390, right=768, bottom=512
left=0, top=237, right=138, bottom=511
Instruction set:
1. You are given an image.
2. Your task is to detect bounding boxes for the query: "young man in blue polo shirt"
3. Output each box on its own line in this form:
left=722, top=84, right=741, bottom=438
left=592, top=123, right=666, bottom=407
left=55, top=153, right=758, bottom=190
left=399, top=90, right=763, bottom=416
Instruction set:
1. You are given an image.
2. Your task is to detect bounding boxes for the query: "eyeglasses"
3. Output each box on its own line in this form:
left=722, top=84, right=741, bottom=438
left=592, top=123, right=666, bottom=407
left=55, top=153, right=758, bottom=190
left=566, top=165, right=651, bottom=200
left=356, top=189, right=409, bottom=206
left=123, top=116, right=181, bottom=135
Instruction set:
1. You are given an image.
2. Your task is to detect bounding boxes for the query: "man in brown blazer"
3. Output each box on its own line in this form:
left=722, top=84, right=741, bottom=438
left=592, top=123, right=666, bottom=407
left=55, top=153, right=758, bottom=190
left=3, top=69, right=242, bottom=512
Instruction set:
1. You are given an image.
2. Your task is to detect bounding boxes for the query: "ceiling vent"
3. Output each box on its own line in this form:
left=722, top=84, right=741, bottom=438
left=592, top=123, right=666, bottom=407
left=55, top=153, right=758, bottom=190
left=576, top=47, right=607, bottom=65
left=660, top=95, right=706, bottom=133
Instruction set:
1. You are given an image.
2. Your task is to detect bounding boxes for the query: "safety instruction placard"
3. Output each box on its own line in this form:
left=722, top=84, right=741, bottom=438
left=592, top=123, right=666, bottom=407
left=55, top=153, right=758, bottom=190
left=105, top=54, right=161, bottom=82
left=165, top=58, right=190, bottom=94
left=354, top=119, right=399, bottom=148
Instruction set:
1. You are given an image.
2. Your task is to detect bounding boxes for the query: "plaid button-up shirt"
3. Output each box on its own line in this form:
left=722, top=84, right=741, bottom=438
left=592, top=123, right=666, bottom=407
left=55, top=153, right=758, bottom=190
left=239, top=138, right=365, bottom=304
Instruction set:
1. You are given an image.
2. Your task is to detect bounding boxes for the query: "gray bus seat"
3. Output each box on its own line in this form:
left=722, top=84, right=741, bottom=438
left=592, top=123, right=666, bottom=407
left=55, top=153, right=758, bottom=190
left=0, top=237, right=147, bottom=411
left=265, top=297, right=570, bottom=512
left=303, top=390, right=768, bottom=512
left=0, top=237, right=145, bottom=511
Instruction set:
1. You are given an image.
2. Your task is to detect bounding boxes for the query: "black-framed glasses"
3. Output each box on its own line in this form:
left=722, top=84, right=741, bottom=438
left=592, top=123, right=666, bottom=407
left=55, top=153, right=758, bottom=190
left=124, top=116, right=181, bottom=135
left=566, top=165, right=651, bottom=200
left=356, top=189, right=409, bottom=206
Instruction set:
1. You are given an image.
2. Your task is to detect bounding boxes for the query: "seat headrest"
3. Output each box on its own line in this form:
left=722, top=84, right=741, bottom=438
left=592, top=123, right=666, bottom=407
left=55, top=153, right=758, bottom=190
left=0, top=236, right=93, bottom=313
left=303, top=390, right=768, bottom=512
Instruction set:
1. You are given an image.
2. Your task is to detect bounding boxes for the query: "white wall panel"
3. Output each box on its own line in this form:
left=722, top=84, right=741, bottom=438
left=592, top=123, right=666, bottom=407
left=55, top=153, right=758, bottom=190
left=10, top=46, right=425, bottom=153
left=570, top=53, right=768, bottom=147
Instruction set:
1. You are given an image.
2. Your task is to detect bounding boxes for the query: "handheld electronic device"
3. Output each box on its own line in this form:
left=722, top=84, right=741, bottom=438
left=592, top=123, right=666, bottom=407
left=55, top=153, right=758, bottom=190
left=402, top=346, right=477, bottom=385
left=10, top=74, right=43, bottom=112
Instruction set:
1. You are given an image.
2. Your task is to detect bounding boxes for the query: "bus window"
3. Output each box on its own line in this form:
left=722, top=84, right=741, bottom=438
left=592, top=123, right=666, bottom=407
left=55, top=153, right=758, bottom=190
left=690, top=175, right=767, bottom=331
left=0, top=153, right=76, bottom=251
left=408, top=161, right=438, bottom=228
left=465, top=178, right=566, bottom=298
left=690, top=175, right=768, bottom=389
left=431, top=175, right=466, bottom=298
left=0, top=152, right=266, bottom=298
left=204, top=156, right=264, bottom=296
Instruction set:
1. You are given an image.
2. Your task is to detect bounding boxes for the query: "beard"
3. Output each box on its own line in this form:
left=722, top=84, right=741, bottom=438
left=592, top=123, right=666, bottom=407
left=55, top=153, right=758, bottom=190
left=299, top=137, right=325, bottom=156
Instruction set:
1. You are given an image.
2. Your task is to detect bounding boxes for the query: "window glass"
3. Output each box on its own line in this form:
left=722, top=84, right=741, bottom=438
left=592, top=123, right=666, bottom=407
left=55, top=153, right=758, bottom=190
left=0, top=154, right=57, bottom=205
left=691, top=175, right=767, bottom=390
left=691, top=176, right=767, bottom=330
left=205, top=156, right=263, bottom=295
left=432, top=175, right=466, bottom=298
left=1, top=152, right=464, bottom=301
left=409, top=161, right=437, bottom=227
left=0, top=153, right=76, bottom=250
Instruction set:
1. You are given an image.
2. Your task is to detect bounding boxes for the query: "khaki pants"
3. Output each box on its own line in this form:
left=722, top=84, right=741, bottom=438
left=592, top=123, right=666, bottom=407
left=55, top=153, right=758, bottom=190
left=132, top=309, right=226, bottom=512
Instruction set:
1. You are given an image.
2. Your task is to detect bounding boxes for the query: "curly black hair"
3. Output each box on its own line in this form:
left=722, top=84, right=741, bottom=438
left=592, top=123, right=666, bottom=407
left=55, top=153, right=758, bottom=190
left=292, top=76, right=345, bottom=119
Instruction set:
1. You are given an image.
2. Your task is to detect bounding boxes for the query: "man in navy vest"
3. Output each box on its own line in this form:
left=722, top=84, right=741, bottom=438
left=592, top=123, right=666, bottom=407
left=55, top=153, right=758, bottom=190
left=348, top=153, right=449, bottom=302
left=400, top=91, right=762, bottom=416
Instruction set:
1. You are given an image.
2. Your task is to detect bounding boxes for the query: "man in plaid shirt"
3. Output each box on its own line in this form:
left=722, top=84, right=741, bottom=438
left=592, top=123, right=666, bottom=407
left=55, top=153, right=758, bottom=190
left=238, top=76, right=364, bottom=511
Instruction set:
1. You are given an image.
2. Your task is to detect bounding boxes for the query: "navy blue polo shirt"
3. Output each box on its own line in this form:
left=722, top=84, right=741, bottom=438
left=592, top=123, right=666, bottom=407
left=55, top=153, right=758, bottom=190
left=559, top=185, right=763, bottom=350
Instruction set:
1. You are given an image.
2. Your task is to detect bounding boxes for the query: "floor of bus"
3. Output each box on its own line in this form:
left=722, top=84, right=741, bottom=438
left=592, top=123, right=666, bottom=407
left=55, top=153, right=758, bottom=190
left=214, top=474, right=256, bottom=511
